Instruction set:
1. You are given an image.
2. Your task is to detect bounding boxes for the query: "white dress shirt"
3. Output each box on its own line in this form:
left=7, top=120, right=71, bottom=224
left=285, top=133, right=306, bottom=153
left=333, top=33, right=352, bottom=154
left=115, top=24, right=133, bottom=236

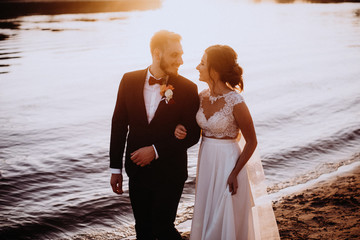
left=110, top=69, right=162, bottom=174
left=143, top=70, right=163, bottom=123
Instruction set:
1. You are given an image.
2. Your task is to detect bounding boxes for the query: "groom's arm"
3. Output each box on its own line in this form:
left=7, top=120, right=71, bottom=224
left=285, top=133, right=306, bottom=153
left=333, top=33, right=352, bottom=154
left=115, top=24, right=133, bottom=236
left=130, top=82, right=200, bottom=166
left=109, top=75, right=130, bottom=194
left=154, top=83, right=201, bottom=157
left=109, top=75, right=129, bottom=171
left=176, top=84, right=201, bottom=149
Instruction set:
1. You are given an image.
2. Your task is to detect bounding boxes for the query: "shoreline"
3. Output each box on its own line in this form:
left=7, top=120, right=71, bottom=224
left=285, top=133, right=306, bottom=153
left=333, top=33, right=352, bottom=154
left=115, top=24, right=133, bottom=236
left=0, top=0, right=162, bottom=19
left=1, top=0, right=360, bottom=20
left=68, top=160, right=360, bottom=240
left=268, top=158, right=360, bottom=201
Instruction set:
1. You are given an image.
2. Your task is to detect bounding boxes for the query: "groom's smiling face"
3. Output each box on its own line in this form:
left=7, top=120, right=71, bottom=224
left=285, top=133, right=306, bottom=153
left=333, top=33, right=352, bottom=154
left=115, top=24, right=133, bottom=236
left=159, top=40, right=184, bottom=76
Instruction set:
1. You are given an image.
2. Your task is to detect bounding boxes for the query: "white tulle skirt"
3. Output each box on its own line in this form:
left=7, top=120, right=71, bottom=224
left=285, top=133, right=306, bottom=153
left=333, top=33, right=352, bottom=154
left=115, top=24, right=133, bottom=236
left=190, top=137, right=280, bottom=240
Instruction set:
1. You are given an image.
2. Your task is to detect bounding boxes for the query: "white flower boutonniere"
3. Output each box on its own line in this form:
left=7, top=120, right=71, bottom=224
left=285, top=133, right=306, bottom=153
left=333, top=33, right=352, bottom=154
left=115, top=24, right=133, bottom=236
left=160, top=84, right=175, bottom=104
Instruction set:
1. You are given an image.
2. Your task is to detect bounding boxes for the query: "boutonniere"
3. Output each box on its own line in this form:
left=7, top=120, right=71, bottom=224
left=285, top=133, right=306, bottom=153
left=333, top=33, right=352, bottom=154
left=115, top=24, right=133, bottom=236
left=160, top=84, right=175, bottom=104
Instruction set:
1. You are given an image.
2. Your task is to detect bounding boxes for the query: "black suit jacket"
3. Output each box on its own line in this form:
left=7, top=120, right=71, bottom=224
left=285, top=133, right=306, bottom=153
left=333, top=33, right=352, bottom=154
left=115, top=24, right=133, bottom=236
left=110, top=68, right=200, bottom=184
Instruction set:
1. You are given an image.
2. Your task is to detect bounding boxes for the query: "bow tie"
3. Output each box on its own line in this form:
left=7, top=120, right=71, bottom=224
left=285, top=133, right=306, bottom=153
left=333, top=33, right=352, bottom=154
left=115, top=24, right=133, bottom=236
left=149, top=76, right=165, bottom=85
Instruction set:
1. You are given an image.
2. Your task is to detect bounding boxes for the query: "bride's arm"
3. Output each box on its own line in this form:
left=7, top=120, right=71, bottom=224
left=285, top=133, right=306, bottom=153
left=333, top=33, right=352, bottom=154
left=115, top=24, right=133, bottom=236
left=227, top=102, right=258, bottom=195
left=175, top=124, right=187, bottom=140
left=174, top=91, right=204, bottom=140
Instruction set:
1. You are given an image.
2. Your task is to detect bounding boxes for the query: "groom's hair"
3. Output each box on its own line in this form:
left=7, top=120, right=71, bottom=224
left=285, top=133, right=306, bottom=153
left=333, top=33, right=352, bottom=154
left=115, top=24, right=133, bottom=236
left=150, top=30, right=182, bottom=55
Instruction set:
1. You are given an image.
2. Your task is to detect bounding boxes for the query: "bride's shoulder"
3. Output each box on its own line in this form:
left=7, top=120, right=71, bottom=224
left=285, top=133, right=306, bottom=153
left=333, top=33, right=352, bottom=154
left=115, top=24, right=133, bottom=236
left=199, top=88, right=210, bottom=98
left=226, top=90, right=245, bottom=105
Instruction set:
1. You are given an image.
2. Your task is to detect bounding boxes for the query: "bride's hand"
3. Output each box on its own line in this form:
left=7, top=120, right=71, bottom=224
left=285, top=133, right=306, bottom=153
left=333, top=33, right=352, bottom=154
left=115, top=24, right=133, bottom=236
left=227, top=172, right=238, bottom=195
left=175, top=124, right=187, bottom=140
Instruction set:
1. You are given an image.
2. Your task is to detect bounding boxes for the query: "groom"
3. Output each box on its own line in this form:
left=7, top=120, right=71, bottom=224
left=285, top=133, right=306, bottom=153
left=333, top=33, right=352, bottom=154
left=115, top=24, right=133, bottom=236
left=109, top=30, right=200, bottom=239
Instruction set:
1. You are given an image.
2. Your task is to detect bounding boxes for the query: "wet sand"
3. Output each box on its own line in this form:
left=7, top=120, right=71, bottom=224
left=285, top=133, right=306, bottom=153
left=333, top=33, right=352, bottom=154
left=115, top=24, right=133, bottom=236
left=273, top=165, right=360, bottom=240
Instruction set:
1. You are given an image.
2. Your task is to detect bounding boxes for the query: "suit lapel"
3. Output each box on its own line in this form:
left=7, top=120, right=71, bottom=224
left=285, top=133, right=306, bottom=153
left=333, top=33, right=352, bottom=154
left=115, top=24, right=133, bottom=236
left=149, top=75, right=177, bottom=125
left=133, top=69, right=149, bottom=126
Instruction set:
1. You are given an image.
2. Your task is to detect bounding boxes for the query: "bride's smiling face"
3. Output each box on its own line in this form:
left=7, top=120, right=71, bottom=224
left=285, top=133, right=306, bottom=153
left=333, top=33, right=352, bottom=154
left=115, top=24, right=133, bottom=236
left=196, top=53, right=210, bottom=83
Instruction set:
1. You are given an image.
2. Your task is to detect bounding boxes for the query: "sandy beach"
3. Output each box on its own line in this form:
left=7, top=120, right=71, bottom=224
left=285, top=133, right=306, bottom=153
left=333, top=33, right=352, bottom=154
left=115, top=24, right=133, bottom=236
left=272, top=164, right=360, bottom=240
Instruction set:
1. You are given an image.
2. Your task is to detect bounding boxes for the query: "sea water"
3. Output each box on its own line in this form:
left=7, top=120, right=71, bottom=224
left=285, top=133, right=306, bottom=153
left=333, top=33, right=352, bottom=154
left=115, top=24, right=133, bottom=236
left=0, top=0, right=359, bottom=239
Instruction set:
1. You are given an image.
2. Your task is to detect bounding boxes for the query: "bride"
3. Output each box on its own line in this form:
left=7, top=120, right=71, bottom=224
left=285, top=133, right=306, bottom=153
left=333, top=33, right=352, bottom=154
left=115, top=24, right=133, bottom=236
left=175, top=45, right=280, bottom=240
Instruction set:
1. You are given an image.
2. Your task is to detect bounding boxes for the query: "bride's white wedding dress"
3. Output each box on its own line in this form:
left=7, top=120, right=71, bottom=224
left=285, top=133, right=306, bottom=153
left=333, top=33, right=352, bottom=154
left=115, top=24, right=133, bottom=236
left=190, top=89, right=280, bottom=240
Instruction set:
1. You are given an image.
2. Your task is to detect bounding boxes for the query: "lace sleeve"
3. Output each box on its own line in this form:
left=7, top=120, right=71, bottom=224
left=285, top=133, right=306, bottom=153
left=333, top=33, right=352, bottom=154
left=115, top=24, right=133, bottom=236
left=223, top=92, right=244, bottom=115
left=231, top=92, right=244, bottom=106
left=199, top=89, right=209, bottom=100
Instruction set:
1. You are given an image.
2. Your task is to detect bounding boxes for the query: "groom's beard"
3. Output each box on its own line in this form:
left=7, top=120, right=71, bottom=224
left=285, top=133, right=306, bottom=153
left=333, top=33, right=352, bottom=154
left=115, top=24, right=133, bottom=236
left=160, top=57, right=178, bottom=77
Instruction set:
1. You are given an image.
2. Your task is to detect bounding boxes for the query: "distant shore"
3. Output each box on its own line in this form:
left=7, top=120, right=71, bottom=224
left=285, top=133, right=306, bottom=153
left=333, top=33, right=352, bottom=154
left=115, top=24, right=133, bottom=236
left=0, top=0, right=162, bottom=19
left=1, top=0, right=360, bottom=20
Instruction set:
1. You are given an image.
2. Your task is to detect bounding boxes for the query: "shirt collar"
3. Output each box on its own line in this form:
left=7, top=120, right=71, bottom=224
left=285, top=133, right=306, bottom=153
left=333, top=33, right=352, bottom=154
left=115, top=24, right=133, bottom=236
left=146, top=67, right=168, bottom=84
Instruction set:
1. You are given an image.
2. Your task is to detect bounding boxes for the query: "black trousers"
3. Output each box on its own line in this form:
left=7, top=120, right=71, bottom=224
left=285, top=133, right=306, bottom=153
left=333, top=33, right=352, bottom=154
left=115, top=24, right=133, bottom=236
left=129, top=175, right=184, bottom=240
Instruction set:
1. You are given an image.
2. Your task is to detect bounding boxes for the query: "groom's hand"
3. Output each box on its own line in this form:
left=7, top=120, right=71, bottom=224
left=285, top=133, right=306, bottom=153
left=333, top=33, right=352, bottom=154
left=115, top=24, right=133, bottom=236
left=110, top=173, right=123, bottom=194
left=131, top=146, right=155, bottom=167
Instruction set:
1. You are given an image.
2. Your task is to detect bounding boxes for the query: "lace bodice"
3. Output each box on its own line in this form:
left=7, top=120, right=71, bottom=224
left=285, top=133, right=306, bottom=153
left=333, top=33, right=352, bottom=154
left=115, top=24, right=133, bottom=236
left=196, top=89, right=244, bottom=139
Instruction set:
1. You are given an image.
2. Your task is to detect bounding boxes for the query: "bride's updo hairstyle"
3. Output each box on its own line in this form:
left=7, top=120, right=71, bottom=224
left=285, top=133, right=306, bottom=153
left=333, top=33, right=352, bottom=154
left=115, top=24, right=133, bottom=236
left=205, top=45, right=244, bottom=92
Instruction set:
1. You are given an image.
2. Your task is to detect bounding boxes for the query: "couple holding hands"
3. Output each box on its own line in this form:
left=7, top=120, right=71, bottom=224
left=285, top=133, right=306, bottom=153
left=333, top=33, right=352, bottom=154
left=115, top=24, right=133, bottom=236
left=109, top=30, right=279, bottom=240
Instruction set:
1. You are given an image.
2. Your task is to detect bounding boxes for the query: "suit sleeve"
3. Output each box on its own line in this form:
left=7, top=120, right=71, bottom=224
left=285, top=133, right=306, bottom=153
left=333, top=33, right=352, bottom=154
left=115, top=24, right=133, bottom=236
left=109, top=75, right=129, bottom=170
left=154, top=83, right=201, bottom=157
